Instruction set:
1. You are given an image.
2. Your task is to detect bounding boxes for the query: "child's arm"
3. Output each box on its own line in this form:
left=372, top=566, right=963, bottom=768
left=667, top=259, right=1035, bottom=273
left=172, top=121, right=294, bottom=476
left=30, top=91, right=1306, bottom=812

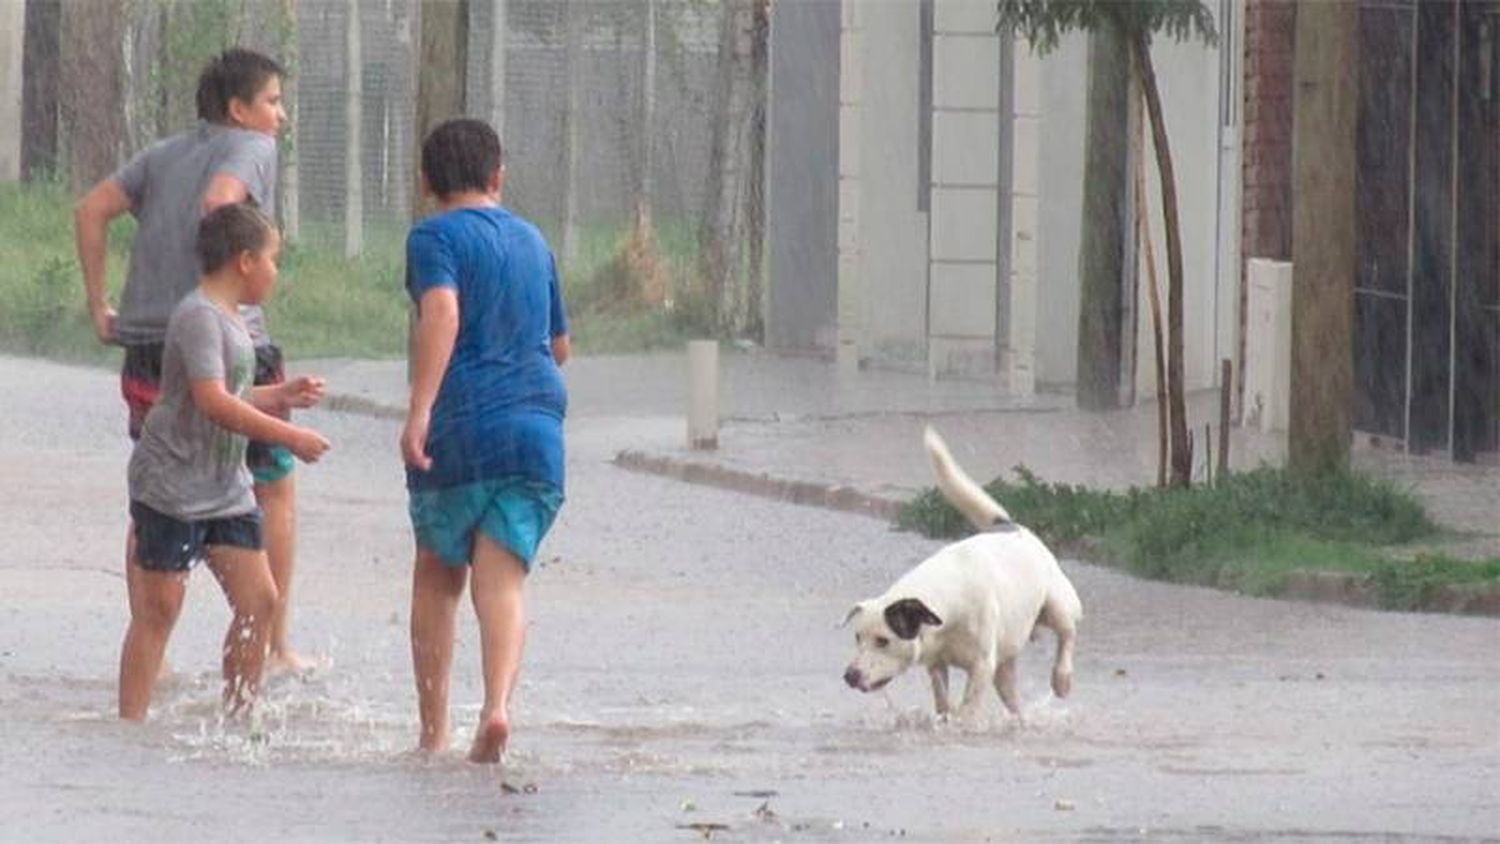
left=551, top=334, right=571, bottom=366
left=250, top=376, right=327, bottom=414
left=73, top=180, right=133, bottom=344
left=401, top=288, right=460, bottom=470
left=190, top=379, right=330, bottom=463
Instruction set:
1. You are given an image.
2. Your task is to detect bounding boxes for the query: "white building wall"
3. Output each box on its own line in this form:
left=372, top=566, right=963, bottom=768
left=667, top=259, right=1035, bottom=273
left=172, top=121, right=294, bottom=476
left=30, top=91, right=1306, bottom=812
left=838, top=0, right=1236, bottom=395
left=1034, top=36, right=1088, bottom=388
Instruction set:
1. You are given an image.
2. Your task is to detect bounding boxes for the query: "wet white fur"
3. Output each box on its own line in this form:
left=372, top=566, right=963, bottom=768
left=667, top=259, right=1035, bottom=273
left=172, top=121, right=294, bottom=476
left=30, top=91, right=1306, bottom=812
left=842, top=427, right=1082, bottom=720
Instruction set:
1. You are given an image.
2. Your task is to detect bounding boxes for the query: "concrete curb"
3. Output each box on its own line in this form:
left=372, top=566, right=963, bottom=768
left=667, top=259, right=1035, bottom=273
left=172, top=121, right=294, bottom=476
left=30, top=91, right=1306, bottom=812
left=323, top=393, right=404, bottom=420
left=1278, top=570, right=1500, bottom=617
left=613, top=448, right=1500, bottom=618
left=613, top=449, right=901, bottom=522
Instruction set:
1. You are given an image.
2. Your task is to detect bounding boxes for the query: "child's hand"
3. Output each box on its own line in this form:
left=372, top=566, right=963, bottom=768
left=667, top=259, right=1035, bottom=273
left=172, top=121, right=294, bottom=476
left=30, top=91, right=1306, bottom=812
left=281, top=375, right=326, bottom=410
left=289, top=427, right=331, bottom=464
left=400, top=413, right=432, bottom=471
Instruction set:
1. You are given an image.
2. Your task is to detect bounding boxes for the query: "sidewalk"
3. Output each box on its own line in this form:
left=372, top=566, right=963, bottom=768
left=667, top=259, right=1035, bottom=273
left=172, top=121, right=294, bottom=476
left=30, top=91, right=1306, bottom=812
left=307, top=349, right=1500, bottom=562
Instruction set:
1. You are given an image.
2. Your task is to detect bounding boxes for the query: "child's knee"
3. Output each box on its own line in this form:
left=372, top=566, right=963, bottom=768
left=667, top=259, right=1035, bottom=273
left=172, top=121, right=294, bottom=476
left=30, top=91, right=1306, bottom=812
left=135, top=590, right=185, bottom=629
left=233, top=580, right=280, bottom=624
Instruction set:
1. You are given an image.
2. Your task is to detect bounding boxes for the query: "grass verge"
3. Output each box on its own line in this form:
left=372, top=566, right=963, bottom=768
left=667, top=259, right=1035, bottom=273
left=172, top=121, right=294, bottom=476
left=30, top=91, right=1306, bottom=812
left=895, top=466, right=1500, bottom=612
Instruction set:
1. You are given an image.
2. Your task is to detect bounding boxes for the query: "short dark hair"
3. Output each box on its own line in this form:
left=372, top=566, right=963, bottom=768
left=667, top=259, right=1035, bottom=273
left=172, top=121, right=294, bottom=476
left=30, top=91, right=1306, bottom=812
left=421, top=118, right=504, bottom=199
left=197, top=201, right=276, bottom=274
left=196, top=48, right=285, bottom=122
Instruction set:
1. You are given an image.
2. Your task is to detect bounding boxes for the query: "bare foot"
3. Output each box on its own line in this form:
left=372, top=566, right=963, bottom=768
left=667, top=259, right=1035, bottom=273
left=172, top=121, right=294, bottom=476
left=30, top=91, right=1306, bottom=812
left=266, top=649, right=317, bottom=677
left=467, top=712, right=509, bottom=764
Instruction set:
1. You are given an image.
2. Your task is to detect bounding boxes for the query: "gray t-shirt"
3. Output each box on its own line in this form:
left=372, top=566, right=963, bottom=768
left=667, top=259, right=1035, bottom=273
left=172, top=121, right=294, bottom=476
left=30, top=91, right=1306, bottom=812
left=111, top=122, right=277, bottom=346
left=128, top=290, right=258, bottom=520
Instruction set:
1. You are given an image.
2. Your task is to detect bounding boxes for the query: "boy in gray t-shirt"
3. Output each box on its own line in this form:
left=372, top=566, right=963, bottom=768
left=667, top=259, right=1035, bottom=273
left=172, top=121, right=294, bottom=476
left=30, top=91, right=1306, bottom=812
left=76, top=48, right=316, bottom=672
left=119, top=203, right=330, bottom=721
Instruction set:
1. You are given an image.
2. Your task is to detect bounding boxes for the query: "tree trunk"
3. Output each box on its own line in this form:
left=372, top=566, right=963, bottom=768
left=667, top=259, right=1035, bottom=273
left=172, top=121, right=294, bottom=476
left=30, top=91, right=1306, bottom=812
left=21, top=0, right=61, bottom=181
left=559, top=0, right=585, bottom=271
left=1076, top=21, right=1131, bottom=410
left=1134, top=96, right=1169, bottom=488
left=60, top=0, right=126, bottom=191
left=1130, top=33, right=1191, bottom=488
left=1288, top=0, right=1356, bottom=474
left=1, top=0, right=27, bottom=182
left=742, top=0, right=768, bottom=342
left=413, top=0, right=468, bottom=220
left=412, top=0, right=469, bottom=379
left=700, top=0, right=751, bottom=333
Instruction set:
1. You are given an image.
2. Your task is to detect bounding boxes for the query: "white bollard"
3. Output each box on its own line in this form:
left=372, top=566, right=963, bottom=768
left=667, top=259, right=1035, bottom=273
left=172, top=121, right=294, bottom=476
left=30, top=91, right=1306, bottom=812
left=687, top=339, right=719, bottom=450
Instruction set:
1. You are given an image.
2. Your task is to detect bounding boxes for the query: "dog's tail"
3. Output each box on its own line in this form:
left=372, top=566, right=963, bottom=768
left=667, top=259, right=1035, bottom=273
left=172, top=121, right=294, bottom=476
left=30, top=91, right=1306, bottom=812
left=923, top=426, right=1013, bottom=530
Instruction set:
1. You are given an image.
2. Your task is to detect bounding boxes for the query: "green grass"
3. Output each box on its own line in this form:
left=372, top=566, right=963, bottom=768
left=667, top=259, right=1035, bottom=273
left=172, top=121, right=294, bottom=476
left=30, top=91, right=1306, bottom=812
left=896, top=465, right=1500, bottom=611
left=0, top=182, right=720, bottom=363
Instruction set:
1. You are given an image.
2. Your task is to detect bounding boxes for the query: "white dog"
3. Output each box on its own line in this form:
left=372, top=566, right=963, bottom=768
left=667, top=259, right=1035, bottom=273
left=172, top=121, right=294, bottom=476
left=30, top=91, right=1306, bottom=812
left=841, top=427, right=1082, bottom=720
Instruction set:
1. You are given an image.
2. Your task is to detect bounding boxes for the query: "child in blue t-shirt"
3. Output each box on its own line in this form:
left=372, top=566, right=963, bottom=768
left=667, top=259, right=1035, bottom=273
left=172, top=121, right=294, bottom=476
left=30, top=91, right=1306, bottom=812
left=400, top=118, right=571, bottom=763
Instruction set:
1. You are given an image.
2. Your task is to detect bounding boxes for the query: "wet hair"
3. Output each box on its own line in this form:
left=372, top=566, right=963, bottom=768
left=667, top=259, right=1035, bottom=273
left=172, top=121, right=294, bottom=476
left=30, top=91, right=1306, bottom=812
left=195, top=48, right=285, bottom=122
left=196, top=201, right=276, bottom=274
left=421, top=118, right=504, bottom=199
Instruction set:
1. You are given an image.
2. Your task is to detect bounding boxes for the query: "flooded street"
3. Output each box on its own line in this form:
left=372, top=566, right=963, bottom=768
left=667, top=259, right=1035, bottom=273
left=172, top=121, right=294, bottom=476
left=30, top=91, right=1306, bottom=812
left=2, top=357, right=1498, bottom=842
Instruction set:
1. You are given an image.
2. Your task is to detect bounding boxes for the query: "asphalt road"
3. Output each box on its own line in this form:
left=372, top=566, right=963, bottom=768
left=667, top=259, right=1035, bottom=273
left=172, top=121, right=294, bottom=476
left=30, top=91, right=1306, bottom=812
left=2, top=355, right=1496, bottom=843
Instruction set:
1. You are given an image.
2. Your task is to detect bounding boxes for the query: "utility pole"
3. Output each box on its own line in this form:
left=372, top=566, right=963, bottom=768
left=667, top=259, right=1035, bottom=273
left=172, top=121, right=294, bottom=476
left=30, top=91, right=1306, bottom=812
left=1075, top=20, right=1131, bottom=410
left=1288, top=0, right=1356, bottom=474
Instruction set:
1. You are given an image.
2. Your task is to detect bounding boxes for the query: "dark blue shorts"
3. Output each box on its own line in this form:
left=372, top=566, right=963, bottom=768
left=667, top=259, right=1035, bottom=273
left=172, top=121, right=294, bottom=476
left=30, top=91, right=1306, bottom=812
left=130, top=500, right=263, bottom=572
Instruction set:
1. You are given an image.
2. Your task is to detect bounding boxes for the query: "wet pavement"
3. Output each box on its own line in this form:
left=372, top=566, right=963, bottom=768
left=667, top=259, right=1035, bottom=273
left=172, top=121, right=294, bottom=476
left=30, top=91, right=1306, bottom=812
left=2, top=353, right=1498, bottom=842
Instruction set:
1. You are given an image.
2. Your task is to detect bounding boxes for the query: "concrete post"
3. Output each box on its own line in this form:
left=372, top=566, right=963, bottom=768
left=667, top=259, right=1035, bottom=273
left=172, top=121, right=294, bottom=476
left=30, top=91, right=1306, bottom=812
left=0, top=0, right=24, bottom=181
left=687, top=340, right=720, bottom=450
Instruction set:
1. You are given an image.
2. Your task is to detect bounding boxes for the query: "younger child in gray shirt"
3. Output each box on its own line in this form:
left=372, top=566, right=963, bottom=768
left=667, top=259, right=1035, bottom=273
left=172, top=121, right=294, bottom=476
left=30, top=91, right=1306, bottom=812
left=119, top=203, right=330, bottom=722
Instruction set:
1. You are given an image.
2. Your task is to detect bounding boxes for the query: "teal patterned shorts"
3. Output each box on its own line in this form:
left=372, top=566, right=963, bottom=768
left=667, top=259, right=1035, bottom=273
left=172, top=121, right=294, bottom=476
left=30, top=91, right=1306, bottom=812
left=408, top=477, right=562, bottom=569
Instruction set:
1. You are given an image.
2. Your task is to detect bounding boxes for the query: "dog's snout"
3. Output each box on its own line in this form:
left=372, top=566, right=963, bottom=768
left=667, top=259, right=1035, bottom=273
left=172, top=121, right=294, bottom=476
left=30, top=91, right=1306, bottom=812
left=843, top=666, right=862, bottom=689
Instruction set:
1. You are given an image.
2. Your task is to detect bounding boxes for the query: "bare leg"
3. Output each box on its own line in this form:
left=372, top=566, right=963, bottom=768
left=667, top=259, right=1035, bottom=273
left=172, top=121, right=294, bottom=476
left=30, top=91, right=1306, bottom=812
left=124, top=521, right=173, bottom=682
left=467, top=534, right=528, bottom=764
left=206, top=546, right=279, bottom=717
left=118, top=558, right=188, bottom=720
left=927, top=665, right=951, bottom=716
left=411, top=546, right=467, bottom=753
left=255, top=473, right=308, bottom=672
left=993, top=658, right=1023, bottom=718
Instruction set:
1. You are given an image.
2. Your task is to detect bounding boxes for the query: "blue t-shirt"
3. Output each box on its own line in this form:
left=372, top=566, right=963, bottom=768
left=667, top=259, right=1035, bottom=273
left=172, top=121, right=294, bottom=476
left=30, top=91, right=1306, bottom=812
left=404, top=206, right=569, bottom=494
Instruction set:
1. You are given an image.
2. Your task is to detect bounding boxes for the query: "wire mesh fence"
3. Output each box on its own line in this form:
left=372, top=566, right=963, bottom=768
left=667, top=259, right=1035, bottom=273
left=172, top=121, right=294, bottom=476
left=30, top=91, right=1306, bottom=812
left=21, top=0, right=767, bottom=341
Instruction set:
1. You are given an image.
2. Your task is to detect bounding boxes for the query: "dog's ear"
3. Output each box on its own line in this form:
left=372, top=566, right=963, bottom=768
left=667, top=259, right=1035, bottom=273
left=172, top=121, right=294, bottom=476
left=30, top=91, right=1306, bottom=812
left=883, top=598, right=943, bottom=640
left=837, top=604, right=864, bottom=629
